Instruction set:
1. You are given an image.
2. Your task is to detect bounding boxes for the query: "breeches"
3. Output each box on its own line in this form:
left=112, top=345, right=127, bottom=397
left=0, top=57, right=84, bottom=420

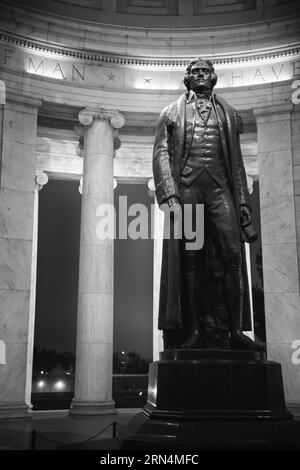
left=180, top=170, right=242, bottom=270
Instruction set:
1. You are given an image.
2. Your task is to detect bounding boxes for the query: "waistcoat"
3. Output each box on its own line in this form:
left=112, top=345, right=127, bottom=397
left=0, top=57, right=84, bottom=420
left=181, top=100, right=228, bottom=186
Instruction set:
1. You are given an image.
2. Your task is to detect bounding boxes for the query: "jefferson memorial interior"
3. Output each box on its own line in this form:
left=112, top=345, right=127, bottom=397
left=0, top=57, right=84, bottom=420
left=0, top=0, right=300, bottom=448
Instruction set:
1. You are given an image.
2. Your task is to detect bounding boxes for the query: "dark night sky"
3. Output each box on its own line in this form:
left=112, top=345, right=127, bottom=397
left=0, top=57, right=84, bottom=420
left=35, top=180, right=81, bottom=356
left=35, top=180, right=153, bottom=359
left=113, top=184, right=153, bottom=359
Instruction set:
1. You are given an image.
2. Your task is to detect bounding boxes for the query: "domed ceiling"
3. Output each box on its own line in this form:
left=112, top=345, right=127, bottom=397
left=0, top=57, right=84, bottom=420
left=7, top=0, right=299, bottom=28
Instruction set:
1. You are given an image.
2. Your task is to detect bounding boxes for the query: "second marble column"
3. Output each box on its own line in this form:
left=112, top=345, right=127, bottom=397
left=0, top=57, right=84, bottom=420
left=70, top=107, right=125, bottom=415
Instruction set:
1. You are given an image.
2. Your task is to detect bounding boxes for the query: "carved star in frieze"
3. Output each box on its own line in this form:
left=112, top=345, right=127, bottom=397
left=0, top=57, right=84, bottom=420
left=144, top=76, right=152, bottom=84
left=106, top=72, right=116, bottom=81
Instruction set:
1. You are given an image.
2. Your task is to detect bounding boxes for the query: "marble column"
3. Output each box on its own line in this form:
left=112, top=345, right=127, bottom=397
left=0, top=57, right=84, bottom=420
left=254, top=104, right=300, bottom=408
left=70, top=107, right=125, bottom=416
left=24, top=171, right=48, bottom=405
left=0, top=92, right=41, bottom=419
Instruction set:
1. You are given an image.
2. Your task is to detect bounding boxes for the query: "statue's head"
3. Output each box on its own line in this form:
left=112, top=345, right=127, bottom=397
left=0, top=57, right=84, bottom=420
left=184, top=57, right=217, bottom=93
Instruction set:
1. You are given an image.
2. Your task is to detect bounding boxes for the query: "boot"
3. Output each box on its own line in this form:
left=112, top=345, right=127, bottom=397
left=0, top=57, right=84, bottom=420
left=181, top=252, right=203, bottom=349
left=225, top=267, right=265, bottom=352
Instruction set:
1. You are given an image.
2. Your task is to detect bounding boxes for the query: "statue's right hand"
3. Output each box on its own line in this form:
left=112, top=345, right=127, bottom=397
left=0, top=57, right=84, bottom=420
left=167, top=197, right=181, bottom=208
left=160, top=197, right=182, bottom=216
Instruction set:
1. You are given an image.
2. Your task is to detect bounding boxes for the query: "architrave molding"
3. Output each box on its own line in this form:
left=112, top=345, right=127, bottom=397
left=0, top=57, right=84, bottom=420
left=1, top=31, right=299, bottom=68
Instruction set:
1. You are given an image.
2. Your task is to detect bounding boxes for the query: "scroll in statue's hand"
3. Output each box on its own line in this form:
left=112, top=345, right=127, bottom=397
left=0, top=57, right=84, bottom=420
left=240, top=204, right=251, bottom=227
left=240, top=204, right=258, bottom=243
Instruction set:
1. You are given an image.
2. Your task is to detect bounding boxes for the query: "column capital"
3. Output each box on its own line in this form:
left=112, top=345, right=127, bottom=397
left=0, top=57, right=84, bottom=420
left=35, top=170, right=49, bottom=191
left=253, top=103, right=294, bottom=119
left=78, top=107, right=125, bottom=129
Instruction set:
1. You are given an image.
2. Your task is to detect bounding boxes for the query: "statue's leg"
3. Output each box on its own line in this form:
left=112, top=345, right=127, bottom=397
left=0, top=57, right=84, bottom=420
left=180, top=182, right=203, bottom=348
left=225, top=267, right=265, bottom=351
left=206, top=183, right=265, bottom=351
left=181, top=250, right=203, bottom=348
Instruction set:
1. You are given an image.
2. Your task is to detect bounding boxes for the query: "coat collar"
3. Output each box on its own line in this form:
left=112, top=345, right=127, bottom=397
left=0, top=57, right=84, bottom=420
left=186, top=90, right=195, bottom=104
left=186, top=89, right=212, bottom=104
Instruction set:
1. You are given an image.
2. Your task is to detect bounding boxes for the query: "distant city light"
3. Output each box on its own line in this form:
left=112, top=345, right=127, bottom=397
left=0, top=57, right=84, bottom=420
left=40, top=371, right=44, bottom=375
left=37, top=381, right=45, bottom=388
left=121, top=351, right=126, bottom=355
left=139, top=392, right=143, bottom=396
left=54, top=380, right=65, bottom=391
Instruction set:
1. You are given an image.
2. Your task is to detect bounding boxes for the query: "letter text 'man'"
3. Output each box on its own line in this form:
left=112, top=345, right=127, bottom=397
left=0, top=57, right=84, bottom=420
left=72, top=65, right=85, bottom=81
left=28, top=57, right=44, bottom=74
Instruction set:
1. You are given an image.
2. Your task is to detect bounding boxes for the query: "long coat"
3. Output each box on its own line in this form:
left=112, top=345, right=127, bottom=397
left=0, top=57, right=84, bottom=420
left=153, top=91, right=253, bottom=331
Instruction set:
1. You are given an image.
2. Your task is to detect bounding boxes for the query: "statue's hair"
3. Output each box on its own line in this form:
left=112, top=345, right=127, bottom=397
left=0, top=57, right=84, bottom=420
left=183, top=57, right=218, bottom=91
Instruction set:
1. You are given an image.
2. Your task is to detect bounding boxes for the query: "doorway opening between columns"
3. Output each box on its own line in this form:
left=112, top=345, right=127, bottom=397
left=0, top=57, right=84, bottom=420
left=30, top=177, right=154, bottom=411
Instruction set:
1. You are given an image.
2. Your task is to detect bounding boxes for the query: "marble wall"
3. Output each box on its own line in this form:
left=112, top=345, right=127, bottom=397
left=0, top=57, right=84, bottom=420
left=255, top=104, right=300, bottom=405
left=292, top=109, right=300, bottom=283
left=0, top=93, right=40, bottom=418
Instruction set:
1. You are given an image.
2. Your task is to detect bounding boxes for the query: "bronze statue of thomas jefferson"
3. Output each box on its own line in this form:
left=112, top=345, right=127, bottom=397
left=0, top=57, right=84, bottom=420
left=153, top=57, right=264, bottom=351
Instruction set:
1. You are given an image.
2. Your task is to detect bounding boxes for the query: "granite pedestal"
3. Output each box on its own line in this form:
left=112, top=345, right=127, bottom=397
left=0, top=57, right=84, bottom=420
left=122, top=350, right=300, bottom=449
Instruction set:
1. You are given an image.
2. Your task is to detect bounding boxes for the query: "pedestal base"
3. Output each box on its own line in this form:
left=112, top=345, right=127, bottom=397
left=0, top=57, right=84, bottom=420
left=122, top=350, right=300, bottom=449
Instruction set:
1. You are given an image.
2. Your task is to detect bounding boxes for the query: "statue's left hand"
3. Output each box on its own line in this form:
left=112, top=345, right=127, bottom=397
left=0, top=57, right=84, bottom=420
left=240, top=205, right=251, bottom=227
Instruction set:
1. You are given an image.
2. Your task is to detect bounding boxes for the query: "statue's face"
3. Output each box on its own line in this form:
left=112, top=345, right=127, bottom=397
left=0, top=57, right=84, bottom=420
left=189, top=61, right=213, bottom=93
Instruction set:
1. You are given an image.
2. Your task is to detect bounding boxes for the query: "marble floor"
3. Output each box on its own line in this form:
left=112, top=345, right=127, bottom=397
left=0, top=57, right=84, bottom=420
left=0, top=407, right=299, bottom=450
left=0, top=409, right=141, bottom=450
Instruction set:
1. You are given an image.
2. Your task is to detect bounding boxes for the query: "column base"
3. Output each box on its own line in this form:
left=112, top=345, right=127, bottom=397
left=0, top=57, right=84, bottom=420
left=287, top=402, right=300, bottom=419
left=69, top=400, right=116, bottom=416
left=0, top=403, right=32, bottom=420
